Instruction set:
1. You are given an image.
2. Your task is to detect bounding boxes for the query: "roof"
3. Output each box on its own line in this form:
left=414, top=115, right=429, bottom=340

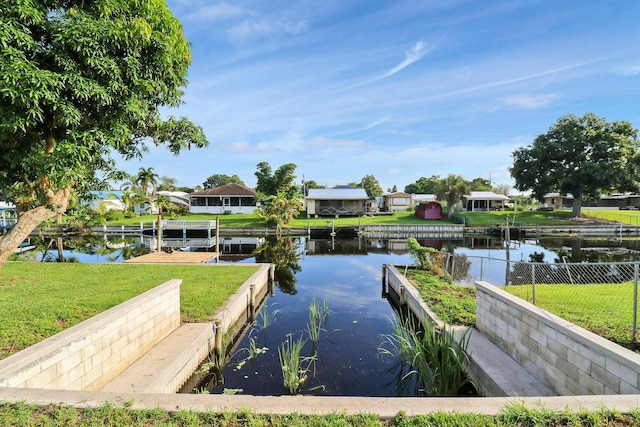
left=543, top=193, right=574, bottom=199
left=190, top=183, right=255, bottom=197
left=464, top=191, right=511, bottom=201
left=412, top=194, right=437, bottom=200
left=384, top=191, right=412, bottom=198
left=306, top=188, right=369, bottom=200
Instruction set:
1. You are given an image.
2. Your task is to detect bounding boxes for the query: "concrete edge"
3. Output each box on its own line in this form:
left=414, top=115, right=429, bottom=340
left=0, top=388, right=639, bottom=418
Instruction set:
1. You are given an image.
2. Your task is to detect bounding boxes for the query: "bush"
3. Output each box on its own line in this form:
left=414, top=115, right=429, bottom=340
left=407, top=238, right=436, bottom=269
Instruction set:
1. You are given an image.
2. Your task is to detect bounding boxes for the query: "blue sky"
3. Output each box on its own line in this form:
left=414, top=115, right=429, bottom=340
left=118, top=0, right=640, bottom=193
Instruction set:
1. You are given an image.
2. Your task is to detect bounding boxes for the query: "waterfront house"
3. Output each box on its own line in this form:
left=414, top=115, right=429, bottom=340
left=382, top=191, right=413, bottom=212
left=464, top=191, right=511, bottom=211
left=305, top=187, right=369, bottom=217
left=542, top=193, right=573, bottom=209
left=189, top=183, right=256, bottom=214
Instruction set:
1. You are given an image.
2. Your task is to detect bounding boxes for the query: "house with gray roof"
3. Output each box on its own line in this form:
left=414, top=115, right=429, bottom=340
left=305, top=187, right=369, bottom=217
left=189, top=183, right=256, bottom=214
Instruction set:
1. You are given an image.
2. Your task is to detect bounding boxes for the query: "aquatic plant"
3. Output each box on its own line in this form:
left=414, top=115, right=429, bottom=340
left=278, top=334, right=317, bottom=395
left=379, top=315, right=474, bottom=396
left=307, top=297, right=329, bottom=342
left=257, top=303, right=281, bottom=331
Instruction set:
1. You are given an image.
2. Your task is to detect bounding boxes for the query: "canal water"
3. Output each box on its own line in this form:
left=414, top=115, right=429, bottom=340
left=13, top=233, right=640, bottom=396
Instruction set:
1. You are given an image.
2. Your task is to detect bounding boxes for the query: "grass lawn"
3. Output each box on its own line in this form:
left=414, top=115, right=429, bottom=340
left=405, top=267, right=637, bottom=351
left=0, top=400, right=638, bottom=426
left=505, top=282, right=637, bottom=350
left=460, top=209, right=577, bottom=227
left=583, top=208, right=640, bottom=226
left=105, top=209, right=582, bottom=229
left=0, top=263, right=258, bottom=360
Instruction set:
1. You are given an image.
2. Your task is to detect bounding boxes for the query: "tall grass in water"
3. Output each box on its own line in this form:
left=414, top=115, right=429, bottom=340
left=257, top=303, right=281, bottom=331
left=307, top=297, right=329, bottom=343
left=379, top=315, right=474, bottom=396
left=278, top=334, right=317, bottom=394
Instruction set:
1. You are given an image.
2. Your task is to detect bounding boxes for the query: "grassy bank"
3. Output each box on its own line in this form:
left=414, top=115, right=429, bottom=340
left=505, top=282, right=637, bottom=349
left=0, top=401, right=638, bottom=426
left=102, top=209, right=582, bottom=229
left=404, top=269, right=476, bottom=326
left=0, top=263, right=258, bottom=359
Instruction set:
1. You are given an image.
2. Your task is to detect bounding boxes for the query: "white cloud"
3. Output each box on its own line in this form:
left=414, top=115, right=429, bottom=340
left=222, top=140, right=282, bottom=153
left=365, top=116, right=392, bottom=130
left=184, top=2, right=243, bottom=21
left=503, top=94, right=557, bottom=109
left=615, top=65, right=640, bottom=76
left=228, top=19, right=309, bottom=41
left=305, top=137, right=363, bottom=149
left=380, top=40, right=431, bottom=79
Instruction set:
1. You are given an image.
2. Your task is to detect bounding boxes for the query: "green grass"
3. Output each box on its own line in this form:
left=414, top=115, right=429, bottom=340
left=0, top=401, right=637, bottom=426
left=100, top=209, right=582, bottom=229
left=505, top=282, right=637, bottom=348
left=405, top=269, right=476, bottom=326
left=459, top=209, right=577, bottom=227
left=583, top=208, right=640, bottom=226
left=0, top=263, right=258, bottom=359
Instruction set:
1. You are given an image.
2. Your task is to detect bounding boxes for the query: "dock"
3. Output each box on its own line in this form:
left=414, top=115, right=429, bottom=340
left=123, top=251, right=219, bottom=264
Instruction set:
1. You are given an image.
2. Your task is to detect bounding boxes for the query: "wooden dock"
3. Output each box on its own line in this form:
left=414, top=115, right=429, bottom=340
left=124, top=251, right=219, bottom=264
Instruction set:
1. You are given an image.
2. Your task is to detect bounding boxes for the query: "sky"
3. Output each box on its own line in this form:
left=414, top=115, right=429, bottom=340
left=118, top=0, right=640, bottom=193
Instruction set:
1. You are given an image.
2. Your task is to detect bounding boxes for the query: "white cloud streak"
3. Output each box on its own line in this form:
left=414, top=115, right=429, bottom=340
left=380, top=40, right=430, bottom=79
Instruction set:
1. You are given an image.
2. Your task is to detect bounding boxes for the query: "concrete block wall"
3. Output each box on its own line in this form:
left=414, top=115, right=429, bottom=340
left=475, top=281, right=640, bottom=395
left=214, top=264, right=273, bottom=335
left=0, top=279, right=181, bottom=391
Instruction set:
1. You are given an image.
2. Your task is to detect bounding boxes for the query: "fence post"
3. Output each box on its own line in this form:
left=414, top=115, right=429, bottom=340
left=531, top=263, right=536, bottom=305
left=634, top=263, right=638, bottom=343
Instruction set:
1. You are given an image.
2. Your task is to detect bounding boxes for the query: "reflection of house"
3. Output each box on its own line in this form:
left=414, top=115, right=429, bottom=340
left=542, top=193, right=573, bottom=209
left=305, top=187, right=369, bottom=217
left=464, top=191, right=511, bottom=211
left=189, top=183, right=256, bottom=214
left=382, top=192, right=413, bottom=212
left=415, top=201, right=443, bottom=220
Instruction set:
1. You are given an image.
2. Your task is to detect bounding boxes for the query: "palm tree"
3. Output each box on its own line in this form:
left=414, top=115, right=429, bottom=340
left=135, top=167, right=159, bottom=197
left=154, top=194, right=175, bottom=252
left=437, top=174, right=471, bottom=217
left=256, top=192, right=303, bottom=235
left=158, top=175, right=177, bottom=191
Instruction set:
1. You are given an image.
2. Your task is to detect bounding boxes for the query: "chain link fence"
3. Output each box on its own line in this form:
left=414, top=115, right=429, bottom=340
left=441, top=252, right=639, bottom=348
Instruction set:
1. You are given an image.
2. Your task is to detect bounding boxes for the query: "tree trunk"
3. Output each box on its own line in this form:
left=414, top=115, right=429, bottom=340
left=0, top=188, right=70, bottom=268
left=572, top=196, right=582, bottom=217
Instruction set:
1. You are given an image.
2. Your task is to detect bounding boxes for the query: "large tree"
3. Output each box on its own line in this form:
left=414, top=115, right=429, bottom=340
left=0, top=0, right=208, bottom=267
left=510, top=113, right=639, bottom=217
left=255, top=162, right=298, bottom=197
left=404, top=175, right=441, bottom=194
left=358, top=174, right=383, bottom=198
left=203, top=173, right=245, bottom=189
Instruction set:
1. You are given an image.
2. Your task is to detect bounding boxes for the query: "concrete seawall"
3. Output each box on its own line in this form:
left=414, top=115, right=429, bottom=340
left=476, top=281, right=640, bottom=395
left=0, top=279, right=182, bottom=391
left=0, top=263, right=639, bottom=417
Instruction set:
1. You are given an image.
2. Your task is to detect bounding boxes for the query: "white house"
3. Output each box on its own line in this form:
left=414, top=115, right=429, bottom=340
left=463, top=191, right=511, bottom=211
left=381, top=191, right=413, bottom=212
left=189, top=183, right=257, bottom=214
